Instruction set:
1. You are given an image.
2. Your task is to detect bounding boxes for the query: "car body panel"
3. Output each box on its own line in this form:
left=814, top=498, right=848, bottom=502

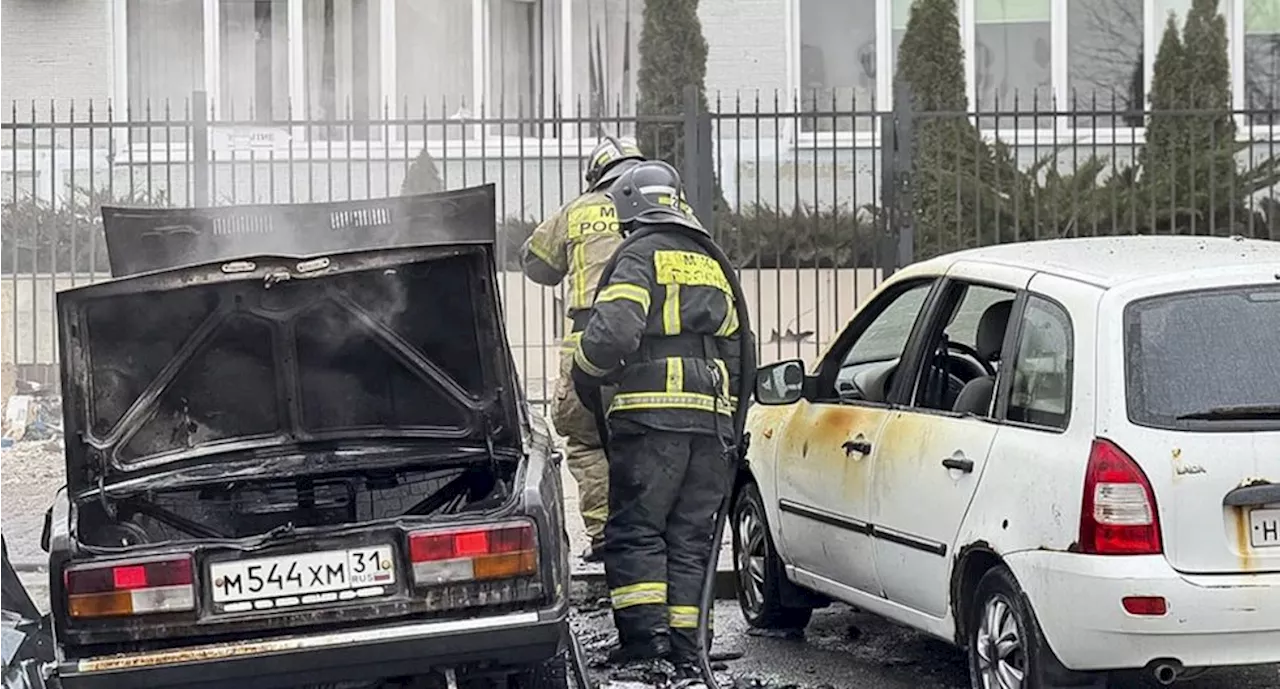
left=99, top=187, right=496, bottom=279
left=1097, top=265, right=1280, bottom=575
left=2, top=538, right=55, bottom=689
left=866, top=261, right=1035, bottom=618
left=775, top=400, right=891, bottom=595
left=1007, top=550, right=1280, bottom=671
left=58, top=232, right=525, bottom=493
left=57, top=604, right=568, bottom=689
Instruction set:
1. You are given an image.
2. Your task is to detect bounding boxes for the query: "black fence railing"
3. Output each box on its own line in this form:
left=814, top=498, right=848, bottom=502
left=3, top=92, right=1277, bottom=401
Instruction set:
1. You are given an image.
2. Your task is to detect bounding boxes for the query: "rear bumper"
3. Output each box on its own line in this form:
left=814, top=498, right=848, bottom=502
left=57, top=603, right=569, bottom=689
left=1007, top=550, right=1280, bottom=671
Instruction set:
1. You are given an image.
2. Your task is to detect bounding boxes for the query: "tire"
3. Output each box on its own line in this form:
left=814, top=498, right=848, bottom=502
left=966, top=566, right=1063, bottom=689
left=731, top=481, right=812, bottom=630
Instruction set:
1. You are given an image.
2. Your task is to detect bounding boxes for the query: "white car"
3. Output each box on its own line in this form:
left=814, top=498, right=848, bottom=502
left=733, top=236, right=1280, bottom=689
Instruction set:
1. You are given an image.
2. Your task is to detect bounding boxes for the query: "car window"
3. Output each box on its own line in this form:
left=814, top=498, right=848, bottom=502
left=826, top=281, right=933, bottom=404
left=842, top=282, right=932, bottom=366
left=944, top=285, right=1015, bottom=352
left=1005, top=296, right=1073, bottom=430
left=912, top=282, right=1016, bottom=413
left=1125, top=285, right=1280, bottom=431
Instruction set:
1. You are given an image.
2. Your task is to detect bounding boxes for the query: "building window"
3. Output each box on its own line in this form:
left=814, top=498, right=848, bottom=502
left=304, top=0, right=382, bottom=139
left=395, top=0, right=474, bottom=137
left=799, top=0, right=878, bottom=132
left=1244, top=0, right=1279, bottom=125
left=1067, top=0, right=1145, bottom=128
left=571, top=0, right=641, bottom=129
left=220, top=0, right=289, bottom=122
left=126, top=0, right=205, bottom=116
left=973, top=0, right=1053, bottom=129
left=488, top=0, right=545, bottom=136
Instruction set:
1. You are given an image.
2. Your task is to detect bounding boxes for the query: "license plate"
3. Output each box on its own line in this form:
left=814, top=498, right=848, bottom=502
left=209, top=545, right=396, bottom=612
left=1249, top=508, right=1280, bottom=548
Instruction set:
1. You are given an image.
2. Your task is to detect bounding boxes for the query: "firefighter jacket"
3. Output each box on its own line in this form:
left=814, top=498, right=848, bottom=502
left=572, top=224, right=742, bottom=436
left=520, top=190, right=624, bottom=320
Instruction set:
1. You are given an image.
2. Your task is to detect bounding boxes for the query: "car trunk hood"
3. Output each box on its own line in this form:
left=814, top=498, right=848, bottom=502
left=57, top=186, right=525, bottom=494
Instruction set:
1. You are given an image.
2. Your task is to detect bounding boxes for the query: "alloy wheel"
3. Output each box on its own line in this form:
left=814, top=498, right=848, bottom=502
left=975, top=596, right=1026, bottom=689
left=735, top=500, right=767, bottom=616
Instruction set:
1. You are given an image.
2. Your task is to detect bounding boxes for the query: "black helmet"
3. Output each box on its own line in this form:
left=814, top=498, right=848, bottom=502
left=606, top=160, right=703, bottom=233
left=584, top=136, right=645, bottom=191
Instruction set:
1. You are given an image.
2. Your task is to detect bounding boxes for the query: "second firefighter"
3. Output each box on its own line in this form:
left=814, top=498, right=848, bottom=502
left=571, top=160, right=743, bottom=670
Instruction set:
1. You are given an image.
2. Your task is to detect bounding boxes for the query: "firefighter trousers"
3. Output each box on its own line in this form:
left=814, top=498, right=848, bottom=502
left=551, top=340, right=609, bottom=541
left=604, top=421, right=728, bottom=662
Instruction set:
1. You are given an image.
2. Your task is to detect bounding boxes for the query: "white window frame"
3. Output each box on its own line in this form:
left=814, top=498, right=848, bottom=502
left=789, top=0, right=1277, bottom=149
left=113, top=0, right=595, bottom=160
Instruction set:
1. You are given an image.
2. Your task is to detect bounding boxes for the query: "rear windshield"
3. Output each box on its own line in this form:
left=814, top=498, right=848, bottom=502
left=1125, top=285, right=1280, bottom=431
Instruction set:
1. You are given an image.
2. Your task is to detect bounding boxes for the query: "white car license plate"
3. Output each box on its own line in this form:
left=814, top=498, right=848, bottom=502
left=1249, top=508, right=1280, bottom=548
left=209, top=545, right=397, bottom=610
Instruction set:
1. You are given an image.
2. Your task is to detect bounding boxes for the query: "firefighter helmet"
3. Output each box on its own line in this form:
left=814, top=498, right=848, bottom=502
left=605, top=160, right=703, bottom=233
left=584, top=136, right=645, bottom=191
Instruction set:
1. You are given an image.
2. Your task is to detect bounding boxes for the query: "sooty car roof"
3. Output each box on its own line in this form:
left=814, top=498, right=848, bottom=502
left=942, top=236, right=1280, bottom=288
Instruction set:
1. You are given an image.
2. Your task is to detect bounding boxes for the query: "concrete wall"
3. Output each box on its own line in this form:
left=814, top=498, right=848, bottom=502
left=0, top=268, right=883, bottom=403
left=0, top=0, right=115, bottom=119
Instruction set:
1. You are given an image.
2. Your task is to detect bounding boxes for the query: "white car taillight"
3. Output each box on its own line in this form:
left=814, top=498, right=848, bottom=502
left=407, top=521, right=538, bottom=586
left=1079, top=439, right=1163, bottom=555
left=64, top=555, right=195, bottom=618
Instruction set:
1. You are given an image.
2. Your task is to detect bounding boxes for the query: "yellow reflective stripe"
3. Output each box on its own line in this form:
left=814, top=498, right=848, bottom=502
left=714, top=359, right=731, bottom=401
left=527, top=236, right=561, bottom=269
left=666, top=357, right=684, bottom=394
left=574, top=345, right=612, bottom=379
left=560, top=331, right=583, bottom=352
left=582, top=506, right=609, bottom=522
left=715, top=294, right=739, bottom=337
left=669, top=605, right=701, bottom=629
left=611, top=582, right=667, bottom=609
left=571, top=240, right=589, bottom=308
left=663, top=284, right=682, bottom=335
left=596, top=283, right=652, bottom=312
left=609, top=392, right=737, bottom=416
left=653, top=250, right=731, bottom=293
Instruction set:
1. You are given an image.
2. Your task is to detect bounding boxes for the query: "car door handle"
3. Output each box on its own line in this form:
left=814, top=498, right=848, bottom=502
left=942, top=457, right=975, bottom=473
left=843, top=439, right=872, bottom=456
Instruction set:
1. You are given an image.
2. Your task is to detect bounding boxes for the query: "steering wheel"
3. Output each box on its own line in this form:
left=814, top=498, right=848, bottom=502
left=945, top=341, right=996, bottom=377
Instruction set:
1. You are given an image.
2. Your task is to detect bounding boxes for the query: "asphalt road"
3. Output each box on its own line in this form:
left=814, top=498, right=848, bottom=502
left=575, top=601, right=1280, bottom=689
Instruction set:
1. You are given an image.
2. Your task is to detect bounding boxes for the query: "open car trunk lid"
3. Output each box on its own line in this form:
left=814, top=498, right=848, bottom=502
left=57, top=186, right=526, bottom=495
left=1107, top=276, right=1280, bottom=575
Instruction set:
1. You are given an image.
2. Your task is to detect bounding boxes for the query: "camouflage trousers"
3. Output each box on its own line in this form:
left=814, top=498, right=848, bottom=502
left=552, top=339, right=610, bottom=541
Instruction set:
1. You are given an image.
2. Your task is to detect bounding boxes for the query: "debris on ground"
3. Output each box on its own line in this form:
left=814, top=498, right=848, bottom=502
left=746, top=627, right=804, bottom=641
left=2, top=392, right=62, bottom=446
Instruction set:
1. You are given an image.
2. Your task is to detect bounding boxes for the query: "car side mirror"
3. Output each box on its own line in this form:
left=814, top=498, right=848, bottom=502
left=755, top=360, right=806, bottom=405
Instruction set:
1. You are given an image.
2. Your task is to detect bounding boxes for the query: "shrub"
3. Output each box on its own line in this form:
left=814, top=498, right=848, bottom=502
left=1, top=187, right=172, bottom=275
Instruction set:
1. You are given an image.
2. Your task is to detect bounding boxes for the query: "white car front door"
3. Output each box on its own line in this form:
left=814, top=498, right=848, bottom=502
left=869, top=265, right=1032, bottom=618
left=774, top=277, right=939, bottom=596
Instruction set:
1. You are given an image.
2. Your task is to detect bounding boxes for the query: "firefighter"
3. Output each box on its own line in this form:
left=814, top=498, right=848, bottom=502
left=570, top=160, right=741, bottom=673
left=520, top=135, right=646, bottom=562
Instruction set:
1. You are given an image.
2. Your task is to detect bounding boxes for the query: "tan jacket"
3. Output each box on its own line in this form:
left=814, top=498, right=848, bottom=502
left=520, top=191, right=625, bottom=316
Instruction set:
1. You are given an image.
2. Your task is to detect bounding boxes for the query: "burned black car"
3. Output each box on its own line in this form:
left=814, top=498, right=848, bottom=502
left=41, top=187, right=571, bottom=689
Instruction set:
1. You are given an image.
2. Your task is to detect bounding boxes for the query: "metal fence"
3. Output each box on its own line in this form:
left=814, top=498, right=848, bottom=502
left=3, top=90, right=1277, bottom=408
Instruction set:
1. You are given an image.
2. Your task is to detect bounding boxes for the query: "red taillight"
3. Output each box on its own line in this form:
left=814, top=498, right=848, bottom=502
left=1080, top=439, right=1163, bottom=555
left=407, top=522, right=537, bottom=585
left=64, top=555, right=195, bottom=619
left=1122, top=596, right=1168, bottom=616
